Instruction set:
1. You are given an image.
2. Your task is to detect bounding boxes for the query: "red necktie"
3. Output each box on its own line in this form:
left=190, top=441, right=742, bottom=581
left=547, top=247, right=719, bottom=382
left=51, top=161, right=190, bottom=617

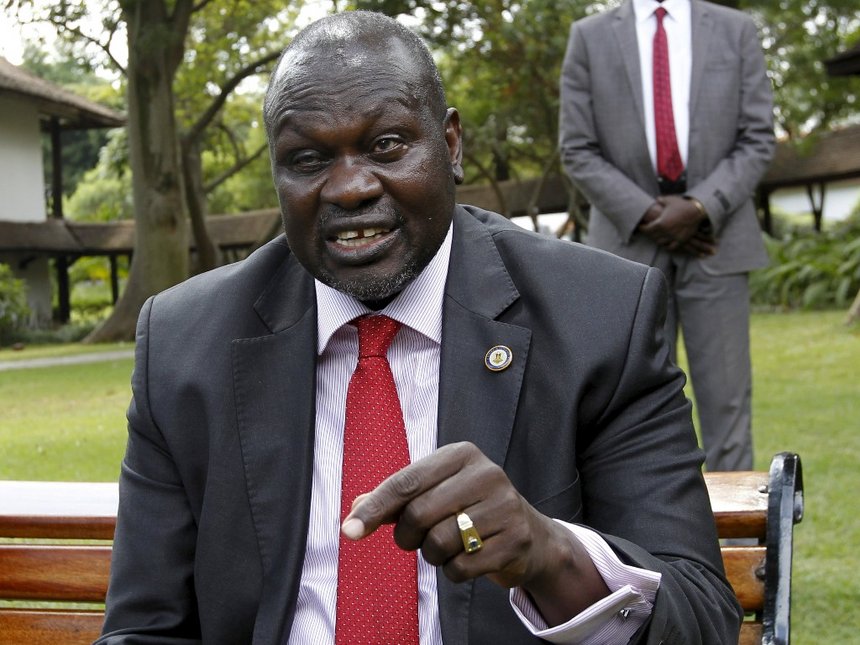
left=653, top=7, right=684, bottom=181
left=335, top=315, right=419, bottom=645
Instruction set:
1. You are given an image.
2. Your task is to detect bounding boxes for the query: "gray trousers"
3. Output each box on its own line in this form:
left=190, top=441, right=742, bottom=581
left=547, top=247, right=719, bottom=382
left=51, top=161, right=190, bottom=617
left=652, top=250, right=754, bottom=472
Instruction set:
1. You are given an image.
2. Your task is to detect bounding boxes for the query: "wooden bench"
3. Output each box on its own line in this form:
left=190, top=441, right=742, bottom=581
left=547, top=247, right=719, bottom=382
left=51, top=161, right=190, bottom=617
left=0, top=453, right=803, bottom=645
left=711, top=452, right=804, bottom=645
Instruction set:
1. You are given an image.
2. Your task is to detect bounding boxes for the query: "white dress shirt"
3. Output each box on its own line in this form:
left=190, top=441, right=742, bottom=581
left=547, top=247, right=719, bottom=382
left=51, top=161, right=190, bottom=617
left=287, top=222, right=660, bottom=643
left=633, top=0, right=693, bottom=172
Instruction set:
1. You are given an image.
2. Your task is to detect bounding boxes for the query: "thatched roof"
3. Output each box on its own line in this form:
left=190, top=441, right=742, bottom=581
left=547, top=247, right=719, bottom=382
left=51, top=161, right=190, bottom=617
left=0, top=57, right=124, bottom=130
left=0, top=210, right=281, bottom=254
left=760, top=124, right=860, bottom=190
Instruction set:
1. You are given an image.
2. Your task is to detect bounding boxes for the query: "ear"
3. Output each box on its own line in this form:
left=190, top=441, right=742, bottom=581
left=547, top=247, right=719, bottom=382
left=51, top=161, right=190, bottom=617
left=444, top=108, right=465, bottom=185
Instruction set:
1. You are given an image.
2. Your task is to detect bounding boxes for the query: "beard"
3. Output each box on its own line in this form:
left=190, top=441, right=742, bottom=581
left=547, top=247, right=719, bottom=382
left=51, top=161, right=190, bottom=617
left=317, top=255, right=422, bottom=306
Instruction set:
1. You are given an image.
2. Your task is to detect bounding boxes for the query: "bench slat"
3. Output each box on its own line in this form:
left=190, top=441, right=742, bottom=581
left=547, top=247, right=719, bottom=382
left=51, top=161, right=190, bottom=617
left=0, top=545, right=111, bottom=602
left=739, top=622, right=763, bottom=645
left=0, top=481, right=117, bottom=540
left=722, top=546, right=765, bottom=611
left=704, top=471, right=769, bottom=539
left=0, top=609, right=103, bottom=645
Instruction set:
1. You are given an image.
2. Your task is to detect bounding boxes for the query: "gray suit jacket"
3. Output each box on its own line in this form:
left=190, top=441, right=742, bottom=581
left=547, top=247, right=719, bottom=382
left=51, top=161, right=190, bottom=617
left=560, top=0, right=774, bottom=274
left=99, top=206, right=741, bottom=644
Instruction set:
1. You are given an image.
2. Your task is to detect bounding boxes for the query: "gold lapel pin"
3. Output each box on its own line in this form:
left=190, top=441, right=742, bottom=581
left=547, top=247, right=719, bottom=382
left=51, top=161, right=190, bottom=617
left=485, top=345, right=513, bottom=372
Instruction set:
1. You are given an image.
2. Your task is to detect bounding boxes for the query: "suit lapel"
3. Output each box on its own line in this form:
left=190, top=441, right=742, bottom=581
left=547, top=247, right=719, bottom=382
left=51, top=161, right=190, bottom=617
left=231, top=252, right=318, bottom=643
left=612, top=2, right=646, bottom=132
left=436, top=207, right=532, bottom=644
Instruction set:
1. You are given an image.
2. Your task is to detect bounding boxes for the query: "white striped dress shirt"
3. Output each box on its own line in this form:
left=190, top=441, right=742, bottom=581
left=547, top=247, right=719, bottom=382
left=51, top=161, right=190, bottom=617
left=286, top=223, right=660, bottom=644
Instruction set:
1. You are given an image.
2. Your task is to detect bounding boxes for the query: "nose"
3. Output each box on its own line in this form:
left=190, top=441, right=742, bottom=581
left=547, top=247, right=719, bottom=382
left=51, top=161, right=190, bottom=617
left=320, top=156, right=383, bottom=210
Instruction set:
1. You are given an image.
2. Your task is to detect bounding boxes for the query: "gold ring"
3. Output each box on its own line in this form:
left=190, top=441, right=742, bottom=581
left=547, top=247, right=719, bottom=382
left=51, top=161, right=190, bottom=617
left=456, top=512, right=483, bottom=554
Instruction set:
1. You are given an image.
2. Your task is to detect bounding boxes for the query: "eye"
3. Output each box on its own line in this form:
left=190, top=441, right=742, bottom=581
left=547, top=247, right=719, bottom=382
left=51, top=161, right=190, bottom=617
left=286, top=149, right=328, bottom=173
left=370, top=135, right=406, bottom=159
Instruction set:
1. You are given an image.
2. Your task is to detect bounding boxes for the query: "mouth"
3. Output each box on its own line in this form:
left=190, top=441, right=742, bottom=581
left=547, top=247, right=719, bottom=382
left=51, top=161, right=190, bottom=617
left=332, top=227, right=392, bottom=248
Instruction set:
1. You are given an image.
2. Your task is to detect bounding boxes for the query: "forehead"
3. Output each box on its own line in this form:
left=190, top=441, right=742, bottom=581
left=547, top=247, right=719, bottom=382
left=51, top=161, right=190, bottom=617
left=269, top=38, right=429, bottom=132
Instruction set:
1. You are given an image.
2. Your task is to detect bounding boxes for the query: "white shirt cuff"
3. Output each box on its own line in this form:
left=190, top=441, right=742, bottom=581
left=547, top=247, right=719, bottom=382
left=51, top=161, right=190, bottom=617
left=509, top=521, right=661, bottom=644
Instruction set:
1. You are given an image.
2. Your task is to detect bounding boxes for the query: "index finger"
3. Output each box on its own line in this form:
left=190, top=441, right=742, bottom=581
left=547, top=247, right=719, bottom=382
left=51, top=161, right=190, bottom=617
left=341, top=442, right=474, bottom=540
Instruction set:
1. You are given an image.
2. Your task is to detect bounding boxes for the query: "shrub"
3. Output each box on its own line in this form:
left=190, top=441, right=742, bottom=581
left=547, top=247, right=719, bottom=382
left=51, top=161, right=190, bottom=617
left=751, top=214, right=860, bottom=310
left=0, top=263, right=30, bottom=345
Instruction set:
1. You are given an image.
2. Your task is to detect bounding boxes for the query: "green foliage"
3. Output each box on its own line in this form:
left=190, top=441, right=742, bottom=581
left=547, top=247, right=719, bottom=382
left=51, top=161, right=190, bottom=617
left=65, top=130, right=133, bottom=221
left=199, top=94, right=277, bottom=214
left=741, top=1, right=860, bottom=138
left=750, top=214, right=860, bottom=309
left=0, top=264, right=30, bottom=346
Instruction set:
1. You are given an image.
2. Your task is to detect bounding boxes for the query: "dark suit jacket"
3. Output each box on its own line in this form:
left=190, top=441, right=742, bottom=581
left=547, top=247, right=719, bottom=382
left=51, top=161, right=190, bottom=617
left=560, top=0, right=775, bottom=274
left=98, top=206, right=742, bottom=644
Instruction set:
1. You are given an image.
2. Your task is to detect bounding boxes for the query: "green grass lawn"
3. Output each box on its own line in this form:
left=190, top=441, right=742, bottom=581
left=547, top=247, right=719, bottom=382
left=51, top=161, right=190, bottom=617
left=1, top=311, right=857, bottom=643
left=751, top=311, right=860, bottom=642
left=0, top=356, right=132, bottom=481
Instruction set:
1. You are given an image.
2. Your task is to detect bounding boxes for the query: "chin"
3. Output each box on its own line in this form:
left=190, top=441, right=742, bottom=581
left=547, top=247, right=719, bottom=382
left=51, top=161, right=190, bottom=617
left=324, top=265, right=418, bottom=305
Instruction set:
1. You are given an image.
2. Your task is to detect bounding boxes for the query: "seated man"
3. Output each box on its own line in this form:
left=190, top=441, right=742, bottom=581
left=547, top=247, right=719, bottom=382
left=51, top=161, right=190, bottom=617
left=98, top=11, right=741, bottom=644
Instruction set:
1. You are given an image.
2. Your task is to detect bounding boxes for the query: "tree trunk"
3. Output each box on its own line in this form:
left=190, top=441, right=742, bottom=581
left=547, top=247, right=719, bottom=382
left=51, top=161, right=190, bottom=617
left=86, top=0, right=190, bottom=342
left=182, top=138, right=221, bottom=274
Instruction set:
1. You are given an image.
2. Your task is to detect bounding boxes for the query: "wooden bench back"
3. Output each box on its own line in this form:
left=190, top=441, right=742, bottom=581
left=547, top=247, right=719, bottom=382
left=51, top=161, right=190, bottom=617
left=0, top=454, right=803, bottom=645
left=0, top=482, right=116, bottom=644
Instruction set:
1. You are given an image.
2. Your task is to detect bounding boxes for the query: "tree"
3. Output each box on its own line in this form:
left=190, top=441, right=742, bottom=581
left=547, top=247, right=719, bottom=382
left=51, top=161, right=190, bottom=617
left=6, top=0, right=307, bottom=341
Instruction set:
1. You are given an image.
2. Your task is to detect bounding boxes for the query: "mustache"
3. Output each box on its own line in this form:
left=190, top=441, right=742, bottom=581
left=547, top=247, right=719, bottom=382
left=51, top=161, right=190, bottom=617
left=318, top=202, right=403, bottom=228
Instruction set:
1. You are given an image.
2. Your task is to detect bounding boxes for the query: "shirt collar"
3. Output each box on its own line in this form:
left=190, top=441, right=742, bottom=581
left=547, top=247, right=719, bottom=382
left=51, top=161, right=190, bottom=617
left=632, top=0, right=689, bottom=23
left=315, top=222, right=453, bottom=354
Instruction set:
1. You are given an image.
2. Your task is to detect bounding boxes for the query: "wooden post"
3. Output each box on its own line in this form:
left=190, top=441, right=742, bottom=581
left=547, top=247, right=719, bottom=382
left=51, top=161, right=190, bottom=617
left=758, top=187, right=773, bottom=236
left=50, top=117, right=71, bottom=324
left=109, top=255, right=120, bottom=304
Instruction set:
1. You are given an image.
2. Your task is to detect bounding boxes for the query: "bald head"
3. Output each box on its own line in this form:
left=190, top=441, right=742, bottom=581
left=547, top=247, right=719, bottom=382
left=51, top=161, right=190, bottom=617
left=263, top=11, right=447, bottom=138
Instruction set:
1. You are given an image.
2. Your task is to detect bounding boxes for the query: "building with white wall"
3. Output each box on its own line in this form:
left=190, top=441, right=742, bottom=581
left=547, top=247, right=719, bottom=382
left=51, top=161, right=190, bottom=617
left=0, top=57, right=123, bottom=326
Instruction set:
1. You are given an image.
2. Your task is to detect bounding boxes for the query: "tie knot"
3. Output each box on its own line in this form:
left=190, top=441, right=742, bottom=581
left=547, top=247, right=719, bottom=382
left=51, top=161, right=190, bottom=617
left=354, top=315, right=401, bottom=359
left=655, top=7, right=667, bottom=22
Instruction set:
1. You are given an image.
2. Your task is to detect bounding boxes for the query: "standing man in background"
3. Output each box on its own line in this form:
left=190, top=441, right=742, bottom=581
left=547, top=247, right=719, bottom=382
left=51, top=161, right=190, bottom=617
left=560, top=0, right=775, bottom=471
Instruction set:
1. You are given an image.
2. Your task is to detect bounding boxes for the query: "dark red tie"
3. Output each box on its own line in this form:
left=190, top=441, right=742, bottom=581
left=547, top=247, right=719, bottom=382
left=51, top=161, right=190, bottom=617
left=335, top=315, right=419, bottom=645
left=653, top=7, right=684, bottom=181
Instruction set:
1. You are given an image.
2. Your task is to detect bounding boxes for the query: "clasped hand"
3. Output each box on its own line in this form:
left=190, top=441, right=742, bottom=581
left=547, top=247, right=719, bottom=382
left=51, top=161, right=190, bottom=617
left=638, top=195, right=716, bottom=256
left=341, top=441, right=609, bottom=625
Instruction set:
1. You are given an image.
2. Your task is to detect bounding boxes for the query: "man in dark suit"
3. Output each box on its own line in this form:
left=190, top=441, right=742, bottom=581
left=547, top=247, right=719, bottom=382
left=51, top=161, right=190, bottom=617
left=559, top=0, right=775, bottom=472
left=99, top=11, right=741, bottom=644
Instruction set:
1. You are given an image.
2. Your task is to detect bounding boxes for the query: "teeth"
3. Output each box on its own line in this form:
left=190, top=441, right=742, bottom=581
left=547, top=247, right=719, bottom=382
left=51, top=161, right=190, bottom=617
left=336, top=228, right=390, bottom=245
